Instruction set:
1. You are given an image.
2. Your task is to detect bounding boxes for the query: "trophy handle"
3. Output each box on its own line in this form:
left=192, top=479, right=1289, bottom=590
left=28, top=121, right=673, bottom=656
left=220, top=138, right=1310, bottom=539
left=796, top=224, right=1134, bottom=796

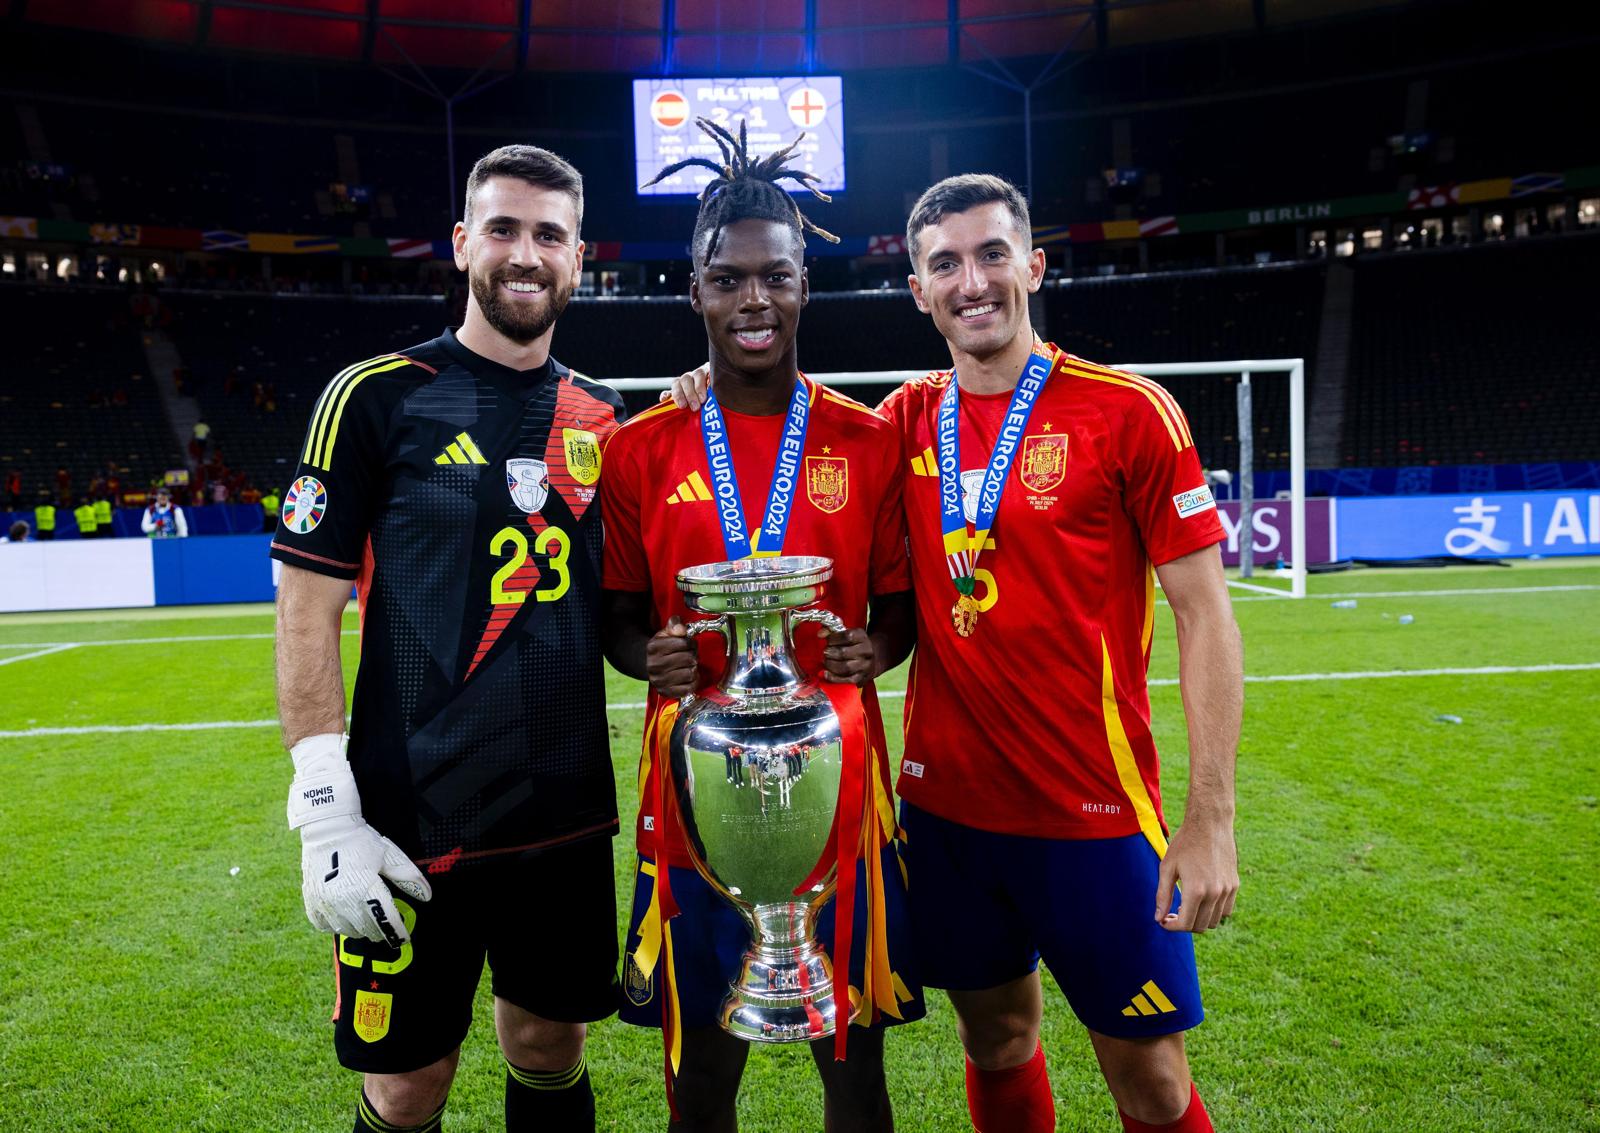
left=678, top=615, right=729, bottom=710
left=791, top=607, right=846, bottom=636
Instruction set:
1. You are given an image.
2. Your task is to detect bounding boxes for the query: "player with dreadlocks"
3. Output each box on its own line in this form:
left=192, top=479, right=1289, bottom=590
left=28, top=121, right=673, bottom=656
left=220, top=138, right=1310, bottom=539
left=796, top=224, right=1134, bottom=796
left=601, top=118, right=925, bottom=1132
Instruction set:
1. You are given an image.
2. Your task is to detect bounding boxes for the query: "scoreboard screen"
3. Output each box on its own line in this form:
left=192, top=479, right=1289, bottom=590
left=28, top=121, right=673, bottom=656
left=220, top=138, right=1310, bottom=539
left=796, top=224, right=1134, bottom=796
left=633, top=76, right=845, bottom=197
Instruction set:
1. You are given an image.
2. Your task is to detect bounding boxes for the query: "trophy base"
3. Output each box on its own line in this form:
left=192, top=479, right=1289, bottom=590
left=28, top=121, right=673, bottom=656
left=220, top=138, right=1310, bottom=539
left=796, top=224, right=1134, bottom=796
left=717, top=941, right=860, bottom=1044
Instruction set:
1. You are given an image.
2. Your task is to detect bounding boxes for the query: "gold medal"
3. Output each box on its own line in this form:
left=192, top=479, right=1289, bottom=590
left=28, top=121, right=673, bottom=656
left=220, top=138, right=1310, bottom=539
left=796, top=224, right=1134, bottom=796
left=952, top=594, right=980, bottom=638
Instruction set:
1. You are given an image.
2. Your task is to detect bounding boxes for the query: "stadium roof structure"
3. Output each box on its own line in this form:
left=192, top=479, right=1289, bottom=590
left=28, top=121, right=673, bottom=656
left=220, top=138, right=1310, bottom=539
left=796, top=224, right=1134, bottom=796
left=21, top=0, right=1407, bottom=73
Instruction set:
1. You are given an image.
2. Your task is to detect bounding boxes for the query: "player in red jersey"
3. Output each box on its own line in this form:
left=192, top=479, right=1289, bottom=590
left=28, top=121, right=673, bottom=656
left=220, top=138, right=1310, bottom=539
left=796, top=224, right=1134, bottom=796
left=601, top=120, right=923, bottom=1132
left=880, top=174, right=1243, bottom=1132
left=664, top=170, right=1242, bottom=1131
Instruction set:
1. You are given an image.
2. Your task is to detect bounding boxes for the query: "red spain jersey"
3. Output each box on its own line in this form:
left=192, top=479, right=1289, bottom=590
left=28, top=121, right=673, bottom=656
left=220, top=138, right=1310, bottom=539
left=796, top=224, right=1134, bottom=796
left=877, top=344, right=1224, bottom=848
left=601, top=376, right=911, bottom=866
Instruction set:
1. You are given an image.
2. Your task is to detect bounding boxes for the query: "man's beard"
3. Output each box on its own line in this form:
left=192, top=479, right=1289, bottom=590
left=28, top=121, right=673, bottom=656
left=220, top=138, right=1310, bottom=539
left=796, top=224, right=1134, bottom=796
left=470, top=268, right=573, bottom=345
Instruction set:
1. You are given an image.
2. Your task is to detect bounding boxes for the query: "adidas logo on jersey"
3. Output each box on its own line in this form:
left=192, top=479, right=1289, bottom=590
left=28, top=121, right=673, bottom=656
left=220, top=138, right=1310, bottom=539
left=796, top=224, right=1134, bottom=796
left=667, top=471, right=713, bottom=505
left=433, top=431, right=489, bottom=466
left=907, top=446, right=938, bottom=476
left=1121, top=980, right=1178, bottom=1018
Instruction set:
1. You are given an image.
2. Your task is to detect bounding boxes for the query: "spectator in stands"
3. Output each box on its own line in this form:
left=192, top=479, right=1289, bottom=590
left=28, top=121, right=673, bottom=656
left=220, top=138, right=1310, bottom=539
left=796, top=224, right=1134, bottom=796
left=1, top=520, right=30, bottom=544
left=4, top=468, right=20, bottom=509
left=142, top=487, right=188, bottom=538
left=210, top=476, right=230, bottom=505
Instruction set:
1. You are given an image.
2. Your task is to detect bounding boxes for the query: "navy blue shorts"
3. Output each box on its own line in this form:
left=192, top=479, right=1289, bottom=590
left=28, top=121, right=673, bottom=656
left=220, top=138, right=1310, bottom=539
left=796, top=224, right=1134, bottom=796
left=899, top=801, right=1203, bottom=1038
left=619, top=844, right=925, bottom=1032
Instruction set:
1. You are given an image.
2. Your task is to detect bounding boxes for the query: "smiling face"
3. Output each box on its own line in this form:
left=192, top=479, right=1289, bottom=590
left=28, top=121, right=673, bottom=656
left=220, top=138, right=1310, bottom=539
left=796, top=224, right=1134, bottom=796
left=452, top=175, right=584, bottom=347
left=908, top=201, right=1046, bottom=364
left=690, top=218, right=808, bottom=383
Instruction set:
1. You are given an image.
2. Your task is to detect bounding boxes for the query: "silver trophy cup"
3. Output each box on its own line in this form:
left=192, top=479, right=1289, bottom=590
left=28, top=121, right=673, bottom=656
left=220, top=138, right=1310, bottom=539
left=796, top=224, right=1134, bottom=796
left=669, top=555, right=857, bottom=1043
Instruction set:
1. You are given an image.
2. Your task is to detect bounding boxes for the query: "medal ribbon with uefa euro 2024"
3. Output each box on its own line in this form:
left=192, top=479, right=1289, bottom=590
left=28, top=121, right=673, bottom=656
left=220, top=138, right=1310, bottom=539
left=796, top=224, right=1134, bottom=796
left=937, top=345, right=1055, bottom=637
left=699, top=376, right=812, bottom=560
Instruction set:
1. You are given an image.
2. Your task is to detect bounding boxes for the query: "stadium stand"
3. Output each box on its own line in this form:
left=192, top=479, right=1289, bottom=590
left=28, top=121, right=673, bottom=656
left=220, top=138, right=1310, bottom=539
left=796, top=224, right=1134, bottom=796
left=163, top=293, right=445, bottom=488
left=0, top=285, right=181, bottom=503
left=1044, top=262, right=1326, bottom=472
left=1342, top=233, right=1600, bottom=466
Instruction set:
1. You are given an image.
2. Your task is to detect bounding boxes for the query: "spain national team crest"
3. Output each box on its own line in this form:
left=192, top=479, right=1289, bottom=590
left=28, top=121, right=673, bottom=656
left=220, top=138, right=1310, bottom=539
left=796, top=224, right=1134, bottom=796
left=351, top=989, right=392, bottom=1043
left=506, top=459, right=550, bottom=514
left=563, top=428, right=602, bottom=486
left=624, top=952, right=653, bottom=1006
left=805, top=455, right=848, bottom=514
left=1019, top=433, right=1068, bottom=492
left=284, top=475, right=327, bottom=534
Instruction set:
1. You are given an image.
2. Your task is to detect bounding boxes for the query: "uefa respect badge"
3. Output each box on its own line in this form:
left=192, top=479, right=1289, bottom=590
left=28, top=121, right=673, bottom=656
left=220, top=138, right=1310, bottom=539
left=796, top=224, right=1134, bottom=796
left=284, top=476, right=328, bottom=534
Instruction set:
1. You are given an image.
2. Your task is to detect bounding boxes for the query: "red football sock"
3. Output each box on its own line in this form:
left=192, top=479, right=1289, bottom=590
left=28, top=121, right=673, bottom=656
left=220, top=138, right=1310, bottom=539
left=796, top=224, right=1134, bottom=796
left=1119, top=1081, right=1213, bottom=1132
left=964, top=1042, right=1055, bottom=1133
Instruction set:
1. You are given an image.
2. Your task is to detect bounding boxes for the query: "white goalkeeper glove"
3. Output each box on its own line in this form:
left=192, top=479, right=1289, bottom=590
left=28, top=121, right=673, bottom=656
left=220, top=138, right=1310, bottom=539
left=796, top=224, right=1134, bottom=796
left=286, top=733, right=431, bottom=947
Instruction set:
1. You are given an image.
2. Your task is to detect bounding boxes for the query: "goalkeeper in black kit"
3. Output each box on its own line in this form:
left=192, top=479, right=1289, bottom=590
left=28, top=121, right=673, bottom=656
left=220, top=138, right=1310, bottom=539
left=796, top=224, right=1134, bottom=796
left=273, top=145, right=622, bottom=1133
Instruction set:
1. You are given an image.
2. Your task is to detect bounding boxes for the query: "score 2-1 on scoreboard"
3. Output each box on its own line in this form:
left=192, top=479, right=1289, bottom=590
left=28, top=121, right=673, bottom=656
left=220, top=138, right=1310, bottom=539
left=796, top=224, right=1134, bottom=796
left=632, top=76, right=845, bottom=197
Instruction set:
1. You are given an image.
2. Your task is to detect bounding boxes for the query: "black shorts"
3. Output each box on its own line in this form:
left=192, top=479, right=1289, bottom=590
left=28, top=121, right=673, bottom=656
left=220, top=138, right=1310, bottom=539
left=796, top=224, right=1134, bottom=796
left=330, top=834, right=620, bottom=1074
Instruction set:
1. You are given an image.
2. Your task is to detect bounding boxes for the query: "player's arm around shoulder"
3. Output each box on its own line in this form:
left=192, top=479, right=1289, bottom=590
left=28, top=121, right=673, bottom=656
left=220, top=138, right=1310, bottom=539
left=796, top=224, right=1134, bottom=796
left=1153, top=547, right=1242, bottom=935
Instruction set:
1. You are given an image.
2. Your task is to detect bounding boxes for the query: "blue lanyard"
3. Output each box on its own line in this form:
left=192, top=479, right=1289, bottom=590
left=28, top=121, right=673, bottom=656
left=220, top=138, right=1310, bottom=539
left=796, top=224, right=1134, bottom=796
left=935, top=349, right=1054, bottom=587
left=699, top=377, right=813, bottom=559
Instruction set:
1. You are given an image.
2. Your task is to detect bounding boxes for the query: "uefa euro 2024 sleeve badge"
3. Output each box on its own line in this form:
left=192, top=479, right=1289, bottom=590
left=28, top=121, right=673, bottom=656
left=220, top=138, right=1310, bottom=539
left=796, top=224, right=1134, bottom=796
left=506, top=459, right=550, bottom=514
left=284, top=475, right=327, bottom=534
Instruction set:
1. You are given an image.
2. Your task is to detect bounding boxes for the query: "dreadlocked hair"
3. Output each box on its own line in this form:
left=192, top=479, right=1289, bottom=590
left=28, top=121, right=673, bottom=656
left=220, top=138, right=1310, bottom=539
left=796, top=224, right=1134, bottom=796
left=642, top=117, right=840, bottom=265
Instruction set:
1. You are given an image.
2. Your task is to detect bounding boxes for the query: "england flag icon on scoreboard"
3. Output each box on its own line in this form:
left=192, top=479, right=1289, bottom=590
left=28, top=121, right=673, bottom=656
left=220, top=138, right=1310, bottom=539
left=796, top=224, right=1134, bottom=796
left=787, top=86, right=828, bottom=128
left=651, top=90, right=688, bottom=129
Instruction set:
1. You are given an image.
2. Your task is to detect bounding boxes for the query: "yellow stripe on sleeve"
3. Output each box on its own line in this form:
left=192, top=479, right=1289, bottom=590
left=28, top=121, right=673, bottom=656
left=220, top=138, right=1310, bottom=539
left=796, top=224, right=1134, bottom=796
left=302, top=356, right=378, bottom=466
left=1064, top=364, right=1187, bottom=452
left=315, top=357, right=416, bottom=471
left=1067, top=356, right=1194, bottom=447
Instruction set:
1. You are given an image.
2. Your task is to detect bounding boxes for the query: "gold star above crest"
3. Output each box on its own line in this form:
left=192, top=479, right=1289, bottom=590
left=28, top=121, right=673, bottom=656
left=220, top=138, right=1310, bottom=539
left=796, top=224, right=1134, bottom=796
left=1042, top=422, right=1053, bottom=432
left=821, top=445, right=833, bottom=454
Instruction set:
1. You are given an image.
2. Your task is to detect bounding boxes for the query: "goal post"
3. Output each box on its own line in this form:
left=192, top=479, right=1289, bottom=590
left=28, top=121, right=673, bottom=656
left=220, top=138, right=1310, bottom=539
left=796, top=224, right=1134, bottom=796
left=611, top=358, right=1308, bottom=599
left=1110, top=359, right=1307, bottom=599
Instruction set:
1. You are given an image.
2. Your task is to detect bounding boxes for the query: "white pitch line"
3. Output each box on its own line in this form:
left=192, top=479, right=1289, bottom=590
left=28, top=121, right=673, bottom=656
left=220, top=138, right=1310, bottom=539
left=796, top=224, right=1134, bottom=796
left=1234, top=583, right=1600, bottom=602
left=0, top=643, right=79, bottom=667
left=2, top=663, right=1596, bottom=739
left=0, top=630, right=360, bottom=650
left=3, top=583, right=1593, bottom=643
left=1226, top=661, right=1600, bottom=684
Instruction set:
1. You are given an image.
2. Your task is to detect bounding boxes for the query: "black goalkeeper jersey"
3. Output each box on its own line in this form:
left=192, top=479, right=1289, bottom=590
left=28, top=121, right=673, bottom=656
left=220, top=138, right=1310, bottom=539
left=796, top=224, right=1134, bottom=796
left=271, top=328, right=624, bottom=871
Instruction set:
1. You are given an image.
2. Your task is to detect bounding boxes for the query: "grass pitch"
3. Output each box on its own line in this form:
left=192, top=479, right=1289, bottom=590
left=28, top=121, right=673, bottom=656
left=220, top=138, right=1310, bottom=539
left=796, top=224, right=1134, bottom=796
left=1, top=559, right=1597, bottom=1132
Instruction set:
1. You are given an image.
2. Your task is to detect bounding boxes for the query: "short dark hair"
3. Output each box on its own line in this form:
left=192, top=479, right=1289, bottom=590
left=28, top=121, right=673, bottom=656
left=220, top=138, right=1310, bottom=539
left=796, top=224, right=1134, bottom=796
left=905, top=174, right=1032, bottom=266
left=644, top=118, right=838, bottom=267
left=7, top=520, right=27, bottom=541
left=463, top=145, right=584, bottom=233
